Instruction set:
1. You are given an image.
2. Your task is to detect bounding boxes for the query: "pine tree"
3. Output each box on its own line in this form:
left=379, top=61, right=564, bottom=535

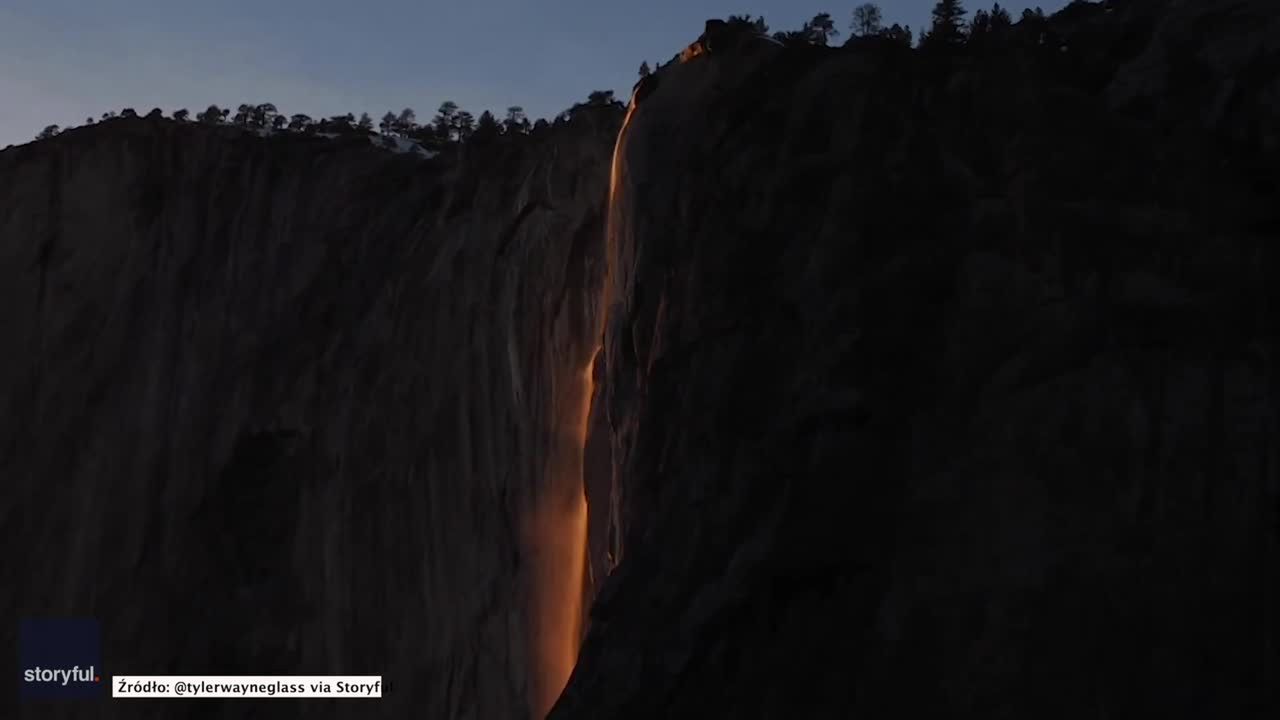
left=251, top=103, right=277, bottom=128
left=882, top=23, right=913, bottom=46
left=804, top=12, right=839, bottom=45
left=380, top=111, right=398, bottom=136
left=473, top=110, right=501, bottom=142
left=434, top=101, right=459, bottom=140
left=924, top=0, right=967, bottom=49
left=638, top=61, right=651, bottom=78
left=970, top=4, right=1012, bottom=49
left=990, top=2, right=1013, bottom=29
left=969, top=8, right=992, bottom=44
left=851, top=4, right=883, bottom=37
left=504, top=106, right=528, bottom=134
left=453, top=111, right=475, bottom=141
left=396, top=108, right=416, bottom=134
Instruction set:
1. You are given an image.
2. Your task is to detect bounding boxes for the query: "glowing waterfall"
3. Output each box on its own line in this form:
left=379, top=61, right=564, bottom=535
left=530, top=90, right=636, bottom=718
left=528, top=348, right=599, bottom=719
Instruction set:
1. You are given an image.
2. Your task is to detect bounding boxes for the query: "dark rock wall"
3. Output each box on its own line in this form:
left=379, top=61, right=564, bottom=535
left=557, top=1, right=1280, bottom=718
left=0, top=113, right=618, bottom=719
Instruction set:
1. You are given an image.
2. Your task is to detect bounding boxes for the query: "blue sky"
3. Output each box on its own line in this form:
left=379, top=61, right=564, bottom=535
left=0, top=0, right=1067, bottom=147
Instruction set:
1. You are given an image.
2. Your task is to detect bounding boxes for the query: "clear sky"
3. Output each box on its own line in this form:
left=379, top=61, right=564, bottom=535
left=0, top=0, right=1068, bottom=148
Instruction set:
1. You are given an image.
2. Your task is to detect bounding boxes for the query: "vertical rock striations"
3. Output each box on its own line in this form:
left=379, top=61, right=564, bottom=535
left=0, top=111, right=618, bottom=719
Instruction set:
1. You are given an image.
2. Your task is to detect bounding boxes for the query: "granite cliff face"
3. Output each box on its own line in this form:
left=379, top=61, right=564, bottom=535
left=0, top=113, right=618, bottom=719
left=558, top=0, right=1280, bottom=718
left=2, top=1, right=1279, bottom=718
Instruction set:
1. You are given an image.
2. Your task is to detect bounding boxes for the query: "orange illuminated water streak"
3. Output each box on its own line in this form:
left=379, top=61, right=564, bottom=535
left=527, top=348, right=599, bottom=719
left=528, top=97, right=636, bottom=720
left=604, top=88, right=640, bottom=315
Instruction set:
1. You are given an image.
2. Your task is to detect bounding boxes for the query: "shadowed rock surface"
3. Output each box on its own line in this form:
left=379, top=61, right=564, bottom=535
left=556, top=1, right=1280, bottom=718
left=0, top=112, right=618, bottom=719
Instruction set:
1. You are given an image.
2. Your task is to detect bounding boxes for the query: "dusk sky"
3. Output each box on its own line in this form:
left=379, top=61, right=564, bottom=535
left=1, top=0, right=1068, bottom=148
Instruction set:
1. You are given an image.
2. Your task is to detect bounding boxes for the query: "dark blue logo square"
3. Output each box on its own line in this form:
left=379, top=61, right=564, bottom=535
left=18, top=618, right=103, bottom=700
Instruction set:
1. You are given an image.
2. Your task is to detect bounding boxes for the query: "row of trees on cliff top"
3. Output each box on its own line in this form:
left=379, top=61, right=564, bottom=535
left=751, top=1, right=1043, bottom=50
left=33, top=90, right=625, bottom=144
left=634, top=0, right=1051, bottom=75
left=34, top=0, right=1067, bottom=143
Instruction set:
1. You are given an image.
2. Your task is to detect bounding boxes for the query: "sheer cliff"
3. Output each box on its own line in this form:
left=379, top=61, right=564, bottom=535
left=0, top=113, right=619, bottom=719
left=558, top=1, right=1280, bottom=718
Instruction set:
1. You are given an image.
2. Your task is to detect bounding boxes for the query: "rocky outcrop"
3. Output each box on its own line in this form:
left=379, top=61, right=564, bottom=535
left=557, top=1, right=1280, bottom=718
left=0, top=111, right=619, bottom=719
